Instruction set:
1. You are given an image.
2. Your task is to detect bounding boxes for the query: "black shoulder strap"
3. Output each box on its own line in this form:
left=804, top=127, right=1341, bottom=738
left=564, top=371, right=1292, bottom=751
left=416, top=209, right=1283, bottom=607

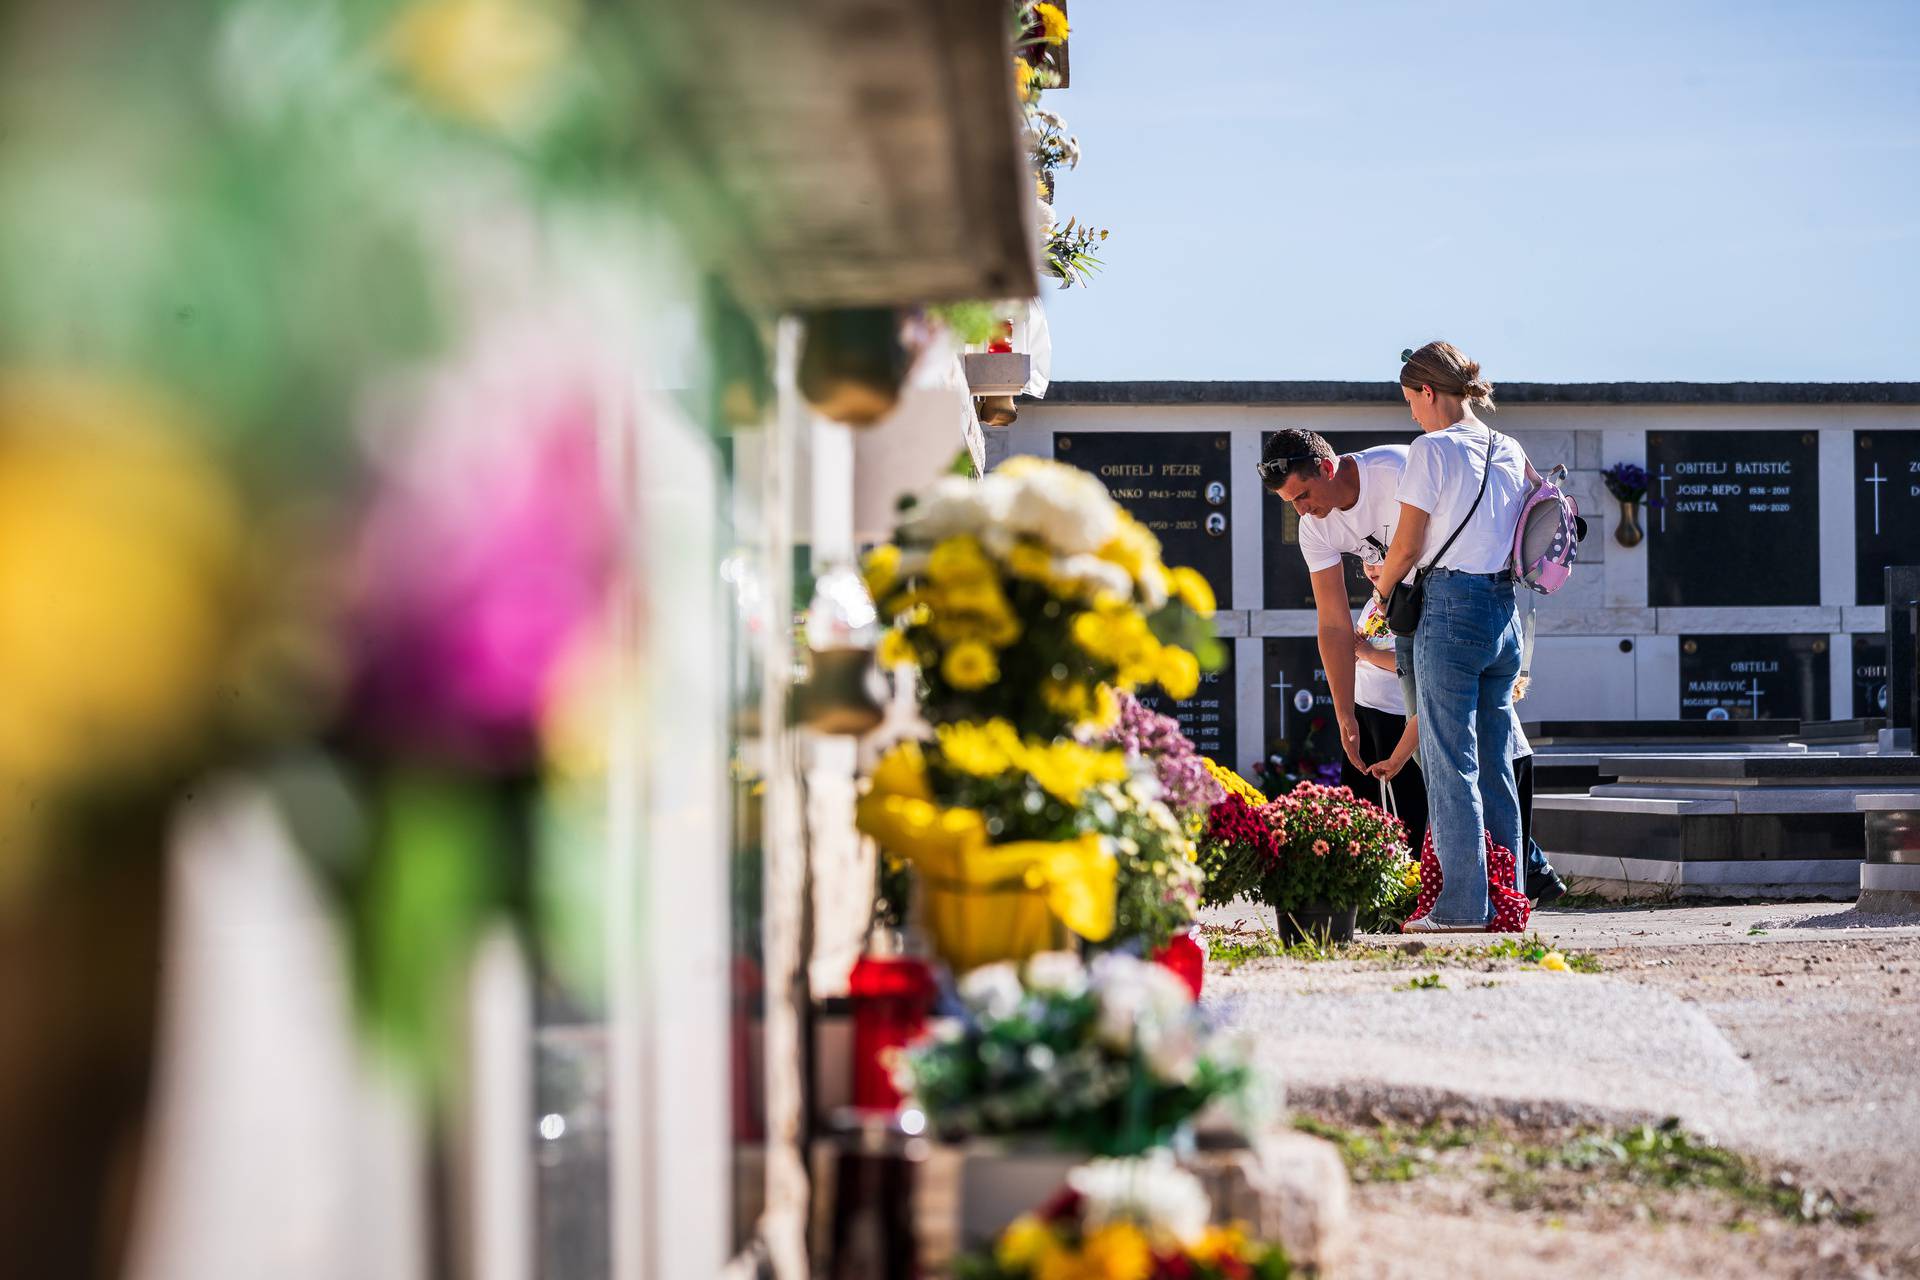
left=1420, top=429, right=1496, bottom=572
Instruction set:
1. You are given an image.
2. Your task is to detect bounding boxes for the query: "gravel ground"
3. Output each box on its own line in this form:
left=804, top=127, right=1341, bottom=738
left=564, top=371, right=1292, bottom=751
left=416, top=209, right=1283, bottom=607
left=1203, top=904, right=1920, bottom=1279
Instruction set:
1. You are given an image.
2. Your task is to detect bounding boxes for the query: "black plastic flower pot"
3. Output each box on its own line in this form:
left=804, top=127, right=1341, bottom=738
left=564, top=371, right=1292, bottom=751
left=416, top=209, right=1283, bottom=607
left=1273, top=903, right=1357, bottom=947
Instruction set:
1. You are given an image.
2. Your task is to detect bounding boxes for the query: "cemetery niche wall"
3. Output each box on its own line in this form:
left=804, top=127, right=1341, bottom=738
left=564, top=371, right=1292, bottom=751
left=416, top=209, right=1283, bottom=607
left=1855, top=431, right=1920, bottom=606
left=1008, top=380, right=1920, bottom=741
left=1648, top=429, right=1820, bottom=608
left=1679, top=634, right=1831, bottom=722
left=1055, top=430, right=1234, bottom=607
left=1261, top=638, right=1341, bottom=789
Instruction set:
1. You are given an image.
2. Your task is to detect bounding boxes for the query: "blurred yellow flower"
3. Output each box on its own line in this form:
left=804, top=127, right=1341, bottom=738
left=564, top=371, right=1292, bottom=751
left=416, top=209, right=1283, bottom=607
left=1007, top=540, right=1054, bottom=583
left=935, top=719, right=1022, bottom=778
left=1034, top=1, right=1071, bottom=43
left=0, top=378, right=242, bottom=808
left=1014, top=56, right=1038, bottom=101
left=1035, top=1222, right=1152, bottom=1280
left=864, top=543, right=902, bottom=600
left=1042, top=678, right=1091, bottom=718
left=997, top=1215, right=1056, bottom=1269
left=943, top=641, right=1000, bottom=690
left=1081, top=683, right=1121, bottom=734
left=1169, top=565, right=1217, bottom=616
left=878, top=629, right=917, bottom=669
left=929, top=535, right=993, bottom=587
left=1156, top=646, right=1201, bottom=700
left=386, top=0, right=575, bottom=128
left=1194, top=1224, right=1251, bottom=1263
left=869, top=740, right=933, bottom=802
left=1541, top=951, right=1571, bottom=973
left=1022, top=740, right=1128, bottom=806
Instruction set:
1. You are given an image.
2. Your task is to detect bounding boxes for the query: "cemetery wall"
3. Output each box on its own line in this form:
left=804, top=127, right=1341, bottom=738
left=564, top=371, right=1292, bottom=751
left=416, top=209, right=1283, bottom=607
left=1002, top=385, right=1920, bottom=775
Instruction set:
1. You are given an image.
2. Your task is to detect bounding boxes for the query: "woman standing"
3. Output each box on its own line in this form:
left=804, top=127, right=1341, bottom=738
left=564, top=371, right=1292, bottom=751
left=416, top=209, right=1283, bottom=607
left=1374, top=342, right=1534, bottom=932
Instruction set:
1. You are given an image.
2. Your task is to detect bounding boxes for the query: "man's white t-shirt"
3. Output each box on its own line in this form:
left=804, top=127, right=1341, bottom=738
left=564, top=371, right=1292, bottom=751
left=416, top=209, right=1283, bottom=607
left=1397, top=425, right=1531, bottom=574
left=1296, top=445, right=1410, bottom=574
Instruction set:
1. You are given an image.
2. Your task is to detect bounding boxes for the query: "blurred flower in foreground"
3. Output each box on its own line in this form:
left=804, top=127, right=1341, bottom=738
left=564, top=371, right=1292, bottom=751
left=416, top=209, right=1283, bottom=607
left=385, top=0, right=577, bottom=128
left=347, top=381, right=615, bottom=773
left=0, top=377, right=244, bottom=887
left=1541, top=951, right=1570, bottom=972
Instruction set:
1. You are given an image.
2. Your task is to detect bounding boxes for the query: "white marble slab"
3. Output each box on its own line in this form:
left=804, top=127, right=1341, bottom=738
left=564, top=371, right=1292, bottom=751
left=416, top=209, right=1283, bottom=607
left=1653, top=607, right=1844, bottom=635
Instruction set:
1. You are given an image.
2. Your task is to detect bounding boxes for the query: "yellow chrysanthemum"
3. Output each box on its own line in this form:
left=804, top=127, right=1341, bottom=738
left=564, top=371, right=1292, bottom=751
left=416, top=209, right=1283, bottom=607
left=1034, top=1, right=1070, bottom=43
left=1022, top=740, right=1129, bottom=807
left=869, top=741, right=932, bottom=802
left=385, top=0, right=574, bottom=127
left=863, top=543, right=902, bottom=601
left=1168, top=565, right=1217, bottom=616
left=1035, top=1223, right=1151, bottom=1280
left=878, top=629, right=917, bottom=669
left=1203, top=757, right=1267, bottom=807
left=1041, top=678, right=1092, bottom=719
left=1194, top=1224, right=1250, bottom=1264
left=997, top=1215, right=1057, bottom=1270
left=1007, top=540, right=1054, bottom=583
left=1156, top=646, right=1201, bottom=700
left=942, top=641, right=1000, bottom=690
left=0, top=378, right=243, bottom=804
left=929, top=535, right=993, bottom=587
left=934, top=720, right=1022, bottom=778
left=1014, top=56, right=1038, bottom=101
left=1080, top=683, right=1121, bottom=734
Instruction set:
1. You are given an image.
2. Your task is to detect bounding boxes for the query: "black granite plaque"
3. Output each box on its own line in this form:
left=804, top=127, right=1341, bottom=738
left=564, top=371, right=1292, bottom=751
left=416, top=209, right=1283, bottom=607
left=1259, top=637, right=1344, bottom=788
left=1853, top=634, right=1889, bottom=720
left=1889, top=566, right=1920, bottom=732
left=1132, top=646, right=1237, bottom=771
left=1648, top=431, right=1820, bottom=607
left=1056, top=432, right=1233, bottom=608
left=1854, top=432, right=1920, bottom=605
left=1678, top=634, right=1830, bottom=722
left=1261, top=430, right=1412, bottom=610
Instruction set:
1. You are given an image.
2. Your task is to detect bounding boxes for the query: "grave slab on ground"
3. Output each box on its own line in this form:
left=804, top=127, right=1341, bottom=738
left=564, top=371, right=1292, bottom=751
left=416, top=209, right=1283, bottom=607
left=1536, top=752, right=1920, bottom=900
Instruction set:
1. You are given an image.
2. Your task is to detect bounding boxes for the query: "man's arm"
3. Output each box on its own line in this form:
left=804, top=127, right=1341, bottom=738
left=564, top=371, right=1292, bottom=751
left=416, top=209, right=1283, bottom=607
left=1310, top=563, right=1367, bottom=770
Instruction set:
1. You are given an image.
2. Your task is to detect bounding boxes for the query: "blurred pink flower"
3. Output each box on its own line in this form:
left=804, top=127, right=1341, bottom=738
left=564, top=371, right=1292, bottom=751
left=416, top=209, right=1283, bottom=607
left=348, top=384, right=615, bottom=771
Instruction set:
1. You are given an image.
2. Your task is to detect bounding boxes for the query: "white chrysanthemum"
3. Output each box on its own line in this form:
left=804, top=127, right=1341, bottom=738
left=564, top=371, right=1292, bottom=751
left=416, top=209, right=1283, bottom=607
left=1054, top=552, right=1133, bottom=601
left=1068, top=1151, right=1212, bottom=1244
left=995, top=460, right=1120, bottom=557
left=902, top=476, right=1006, bottom=543
left=1023, top=950, right=1088, bottom=997
left=1089, top=952, right=1197, bottom=1052
left=957, top=962, right=1025, bottom=1021
left=1143, top=1021, right=1201, bottom=1085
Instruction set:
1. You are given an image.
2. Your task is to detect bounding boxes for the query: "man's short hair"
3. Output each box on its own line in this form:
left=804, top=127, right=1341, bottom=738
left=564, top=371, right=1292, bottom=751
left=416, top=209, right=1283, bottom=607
left=1259, top=428, right=1335, bottom=485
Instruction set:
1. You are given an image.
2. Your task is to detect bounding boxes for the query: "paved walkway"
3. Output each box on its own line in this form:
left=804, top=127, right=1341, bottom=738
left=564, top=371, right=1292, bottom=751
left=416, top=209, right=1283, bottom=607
left=1204, top=903, right=1920, bottom=1272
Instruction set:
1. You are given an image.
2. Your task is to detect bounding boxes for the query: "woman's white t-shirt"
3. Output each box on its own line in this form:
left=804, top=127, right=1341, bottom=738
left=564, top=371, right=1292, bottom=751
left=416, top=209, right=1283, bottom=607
left=1397, top=424, right=1531, bottom=574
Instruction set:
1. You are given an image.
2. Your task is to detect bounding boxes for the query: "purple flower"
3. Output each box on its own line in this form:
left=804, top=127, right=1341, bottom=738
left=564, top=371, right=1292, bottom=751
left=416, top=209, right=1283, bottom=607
left=1097, top=690, right=1226, bottom=814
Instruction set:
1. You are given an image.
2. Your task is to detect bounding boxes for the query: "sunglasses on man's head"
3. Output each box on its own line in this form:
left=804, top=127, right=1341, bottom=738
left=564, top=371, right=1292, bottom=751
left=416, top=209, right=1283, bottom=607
left=1256, top=455, right=1315, bottom=487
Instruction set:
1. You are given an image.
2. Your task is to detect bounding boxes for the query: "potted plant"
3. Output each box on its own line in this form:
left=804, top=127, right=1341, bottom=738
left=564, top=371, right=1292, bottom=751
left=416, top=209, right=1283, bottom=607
left=1602, top=462, right=1660, bottom=548
left=895, top=950, right=1257, bottom=1243
left=1194, top=761, right=1278, bottom=909
left=1256, top=782, right=1409, bottom=945
left=952, top=1150, right=1293, bottom=1279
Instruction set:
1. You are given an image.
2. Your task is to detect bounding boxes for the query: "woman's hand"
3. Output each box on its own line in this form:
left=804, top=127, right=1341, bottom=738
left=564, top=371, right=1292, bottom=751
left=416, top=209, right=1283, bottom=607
left=1368, top=747, right=1413, bottom=781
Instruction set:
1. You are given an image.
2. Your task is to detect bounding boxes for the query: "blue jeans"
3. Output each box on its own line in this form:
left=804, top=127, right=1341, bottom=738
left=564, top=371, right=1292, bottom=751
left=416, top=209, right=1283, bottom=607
left=1412, top=569, right=1524, bottom=926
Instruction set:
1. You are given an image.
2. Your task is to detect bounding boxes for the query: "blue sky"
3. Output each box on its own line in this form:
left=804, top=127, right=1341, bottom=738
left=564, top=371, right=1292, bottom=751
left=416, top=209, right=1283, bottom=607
left=1039, top=0, right=1920, bottom=383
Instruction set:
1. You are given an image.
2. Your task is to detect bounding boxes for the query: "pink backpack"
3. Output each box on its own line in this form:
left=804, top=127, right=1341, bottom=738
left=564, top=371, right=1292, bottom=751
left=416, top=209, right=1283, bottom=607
left=1512, top=464, right=1587, bottom=594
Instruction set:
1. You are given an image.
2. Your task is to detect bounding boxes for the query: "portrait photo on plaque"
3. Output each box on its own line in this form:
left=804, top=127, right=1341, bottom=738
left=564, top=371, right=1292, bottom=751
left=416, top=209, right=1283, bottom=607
left=1678, top=633, right=1830, bottom=722
left=1055, top=431, right=1234, bottom=609
left=1647, top=430, right=1820, bottom=608
left=1261, top=428, right=1412, bottom=610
